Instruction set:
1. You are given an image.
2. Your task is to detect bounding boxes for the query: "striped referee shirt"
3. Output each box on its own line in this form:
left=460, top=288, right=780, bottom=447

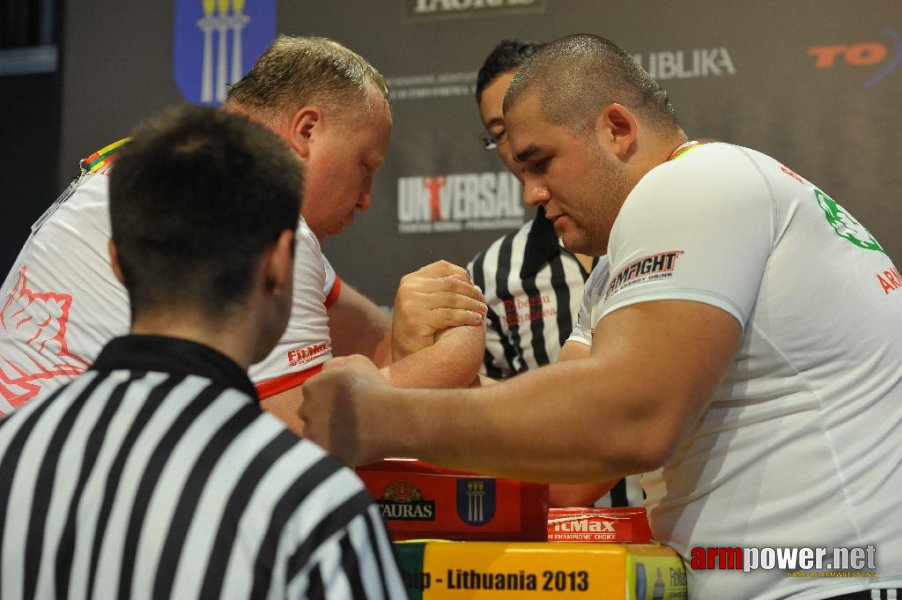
left=467, top=209, right=642, bottom=509
left=467, top=207, right=595, bottom=378
left=0, top=335, right=406, bottom=599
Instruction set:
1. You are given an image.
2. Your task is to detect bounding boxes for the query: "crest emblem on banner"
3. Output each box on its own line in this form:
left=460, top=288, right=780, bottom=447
left=173, top=0, right=276, bottom=105
left=456, top=479, right=496, bottom=526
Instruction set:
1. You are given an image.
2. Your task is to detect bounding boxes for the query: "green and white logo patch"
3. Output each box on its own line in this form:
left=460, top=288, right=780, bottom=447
left=813, top=189, right=885, bottom=254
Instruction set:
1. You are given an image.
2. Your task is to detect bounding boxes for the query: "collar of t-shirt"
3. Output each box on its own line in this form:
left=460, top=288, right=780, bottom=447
left=92, top=335, right=258, bottom=401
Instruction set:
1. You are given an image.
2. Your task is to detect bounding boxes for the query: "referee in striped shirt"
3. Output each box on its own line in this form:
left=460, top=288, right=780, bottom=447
left=0, top=106, right=405, bottom=599
left=467, top=40, right=642, bottom=509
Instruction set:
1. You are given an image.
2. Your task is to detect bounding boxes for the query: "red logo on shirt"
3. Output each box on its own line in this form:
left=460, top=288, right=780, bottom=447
left=0, top=267, right=91, bottom=414
left=502, top=294, right=557, bottom=326
left=286, top=343, right=329, bottom=367
left=877, top=266, right=902, bottom=295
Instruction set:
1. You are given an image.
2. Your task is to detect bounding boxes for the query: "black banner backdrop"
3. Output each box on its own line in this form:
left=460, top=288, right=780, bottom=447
left=58, top=0, right=901, bottom=306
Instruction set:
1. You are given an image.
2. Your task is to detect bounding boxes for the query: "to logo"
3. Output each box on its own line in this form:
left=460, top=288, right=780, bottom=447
left=807, top=29, right=902, bottom=88
left=173, top=0, right=277, bottom=104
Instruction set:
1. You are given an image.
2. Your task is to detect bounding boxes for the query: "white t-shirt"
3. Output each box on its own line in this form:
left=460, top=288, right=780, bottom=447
left=248, top=220, right=336, bottom=397
left=0, top=172, right=336, bottom=414
left=566, top=256, right=609, bottom=347
left=573, top=143, right=902, bottom=599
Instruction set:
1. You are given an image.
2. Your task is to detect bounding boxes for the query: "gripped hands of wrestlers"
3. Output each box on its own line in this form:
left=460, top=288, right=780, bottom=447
left=391, top=260, right=487, bottom=361
left=300, top=354, right=392, bottom=466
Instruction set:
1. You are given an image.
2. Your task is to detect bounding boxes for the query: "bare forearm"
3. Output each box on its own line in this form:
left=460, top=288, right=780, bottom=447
left=381, top=325, right=484, bottom=388
left=308, top=301, right=741, bottom=480
left=328, top=286, right=393, bottom=367
left=371, top=360, right=657, bottom=482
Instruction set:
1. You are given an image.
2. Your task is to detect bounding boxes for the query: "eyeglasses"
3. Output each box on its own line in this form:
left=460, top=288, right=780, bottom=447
left=479, top=127, right=508, bottom=150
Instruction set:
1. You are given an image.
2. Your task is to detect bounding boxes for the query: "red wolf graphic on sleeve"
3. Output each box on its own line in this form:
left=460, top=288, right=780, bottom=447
left=0, top=267, right=91, bottom=414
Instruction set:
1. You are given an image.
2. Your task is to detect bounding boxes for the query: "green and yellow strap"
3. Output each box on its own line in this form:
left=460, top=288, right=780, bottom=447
left=81, top=137, right=132, bottom=173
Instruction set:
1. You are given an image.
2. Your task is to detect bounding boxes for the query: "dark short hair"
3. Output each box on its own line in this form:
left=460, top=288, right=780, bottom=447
left=109, top=105, right=302, bottom=321
left=226, top=35, right=390, bottom=126
left=475, top=39, right=546, bottom=104
left=504, top=34, right=678, bottom=133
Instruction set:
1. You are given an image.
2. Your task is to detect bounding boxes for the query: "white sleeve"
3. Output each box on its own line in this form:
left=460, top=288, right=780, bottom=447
left=566, top=256, right=610, bottom=347
left=248, top=219, right=333, bottom=397
left=599, top=145, right=776, bottom=329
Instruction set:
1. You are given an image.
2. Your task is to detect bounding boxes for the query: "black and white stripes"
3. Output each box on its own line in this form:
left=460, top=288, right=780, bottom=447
left=0, top=336, right=405, bottom=599
left=468, top=211, right=588, bottom=379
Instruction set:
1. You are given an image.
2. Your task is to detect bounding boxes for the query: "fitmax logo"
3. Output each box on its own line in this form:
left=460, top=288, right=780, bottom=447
left=807, top=29, right=901, bottom=88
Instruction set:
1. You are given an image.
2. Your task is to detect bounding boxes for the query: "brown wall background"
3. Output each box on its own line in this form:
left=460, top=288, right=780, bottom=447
left=54, top=0, right=901, bottom=305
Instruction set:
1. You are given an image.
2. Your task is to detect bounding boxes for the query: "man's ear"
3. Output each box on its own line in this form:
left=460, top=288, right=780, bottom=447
left=108, top=238, right=126, bottom=285
left=284, top=105, right=322, bottom=161
left=261, top=229, right=295, bottom=296
left=595, top=103, right=638, bottom=160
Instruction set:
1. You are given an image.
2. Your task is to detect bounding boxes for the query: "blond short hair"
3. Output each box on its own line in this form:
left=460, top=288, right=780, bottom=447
left=227, top=35, right=390, bottom=125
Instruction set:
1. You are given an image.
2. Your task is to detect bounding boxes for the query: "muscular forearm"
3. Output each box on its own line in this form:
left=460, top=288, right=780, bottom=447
left=328, top=286, right=393, bottom=367
left=375, top=335, right=725, bottom=484
left=308, top=301, right=741, bottom=482
left=381, top=324, right=484, bottom=388
left=377, top=359, right=661, bottom=482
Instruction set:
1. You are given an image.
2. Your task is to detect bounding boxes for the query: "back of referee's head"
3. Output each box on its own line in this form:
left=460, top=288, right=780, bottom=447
left=108, top=105, right=301, bottom=334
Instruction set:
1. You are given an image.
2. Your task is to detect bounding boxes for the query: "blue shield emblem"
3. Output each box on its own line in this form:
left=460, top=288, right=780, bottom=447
left=456, top=479, right=496, bottom=526
left=173, top=0, right=277, bottom=105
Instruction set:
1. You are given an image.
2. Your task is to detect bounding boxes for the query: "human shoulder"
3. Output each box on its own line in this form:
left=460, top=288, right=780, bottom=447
left=636, top=143, right=772, bottom=196
left=617, top=142, right=776, bottom=230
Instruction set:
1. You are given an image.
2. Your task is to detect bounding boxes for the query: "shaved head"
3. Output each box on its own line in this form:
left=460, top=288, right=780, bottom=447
left=504, top=34, right=678, bottom=135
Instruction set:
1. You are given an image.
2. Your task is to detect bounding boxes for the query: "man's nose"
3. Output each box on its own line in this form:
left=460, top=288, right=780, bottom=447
left=523, top=179, right=550, bottom=207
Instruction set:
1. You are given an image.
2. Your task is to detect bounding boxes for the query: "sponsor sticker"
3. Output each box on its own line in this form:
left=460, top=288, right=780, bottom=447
left=397, top=171, right=525, bottom=233
left=606, top=250, right=683, bottom=299
left=378, top=480, right=437, bottom=521
left=286, top=343, right=329, bottom=367
left=807, top=29, right=901, bottom=88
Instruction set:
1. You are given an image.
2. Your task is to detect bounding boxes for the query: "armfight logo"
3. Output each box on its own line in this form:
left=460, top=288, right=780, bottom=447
left=808, top=29, right=901, bottom=88
left=397, top=171, right=525, bottom=233
left=606, top=250, right=683, bottom=299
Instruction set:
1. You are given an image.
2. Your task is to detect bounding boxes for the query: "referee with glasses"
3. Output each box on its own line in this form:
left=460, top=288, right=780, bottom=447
left=467, top=39, right=642, bottom=509
left=0, top=106, right=405, bottom=599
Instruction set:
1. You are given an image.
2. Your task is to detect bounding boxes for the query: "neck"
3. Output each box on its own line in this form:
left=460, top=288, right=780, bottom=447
left=659, top=128, right=689, bottom=162
left=131, top=311, right=255, bottom=370
left=575, top=253, right=595, bottom=272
